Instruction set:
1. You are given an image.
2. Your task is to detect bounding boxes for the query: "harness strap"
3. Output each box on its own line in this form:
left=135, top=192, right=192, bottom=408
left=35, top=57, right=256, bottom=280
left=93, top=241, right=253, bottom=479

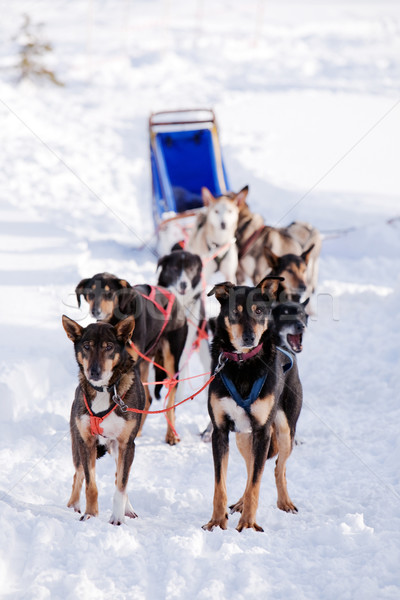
left=138, top=285, right=176, bottom=356
left=220, top=372, right=268, bottom=415
left=187, top=317, right=209, bottom=351
left=238, top=226, right=265, bottom=259
left=83, top=393, right=119, bottom=436
left=205, top=241, right=231, bottom=271
left=276, top=346, right=294, bottom=373
left=217, top=346, right=294, bottom=415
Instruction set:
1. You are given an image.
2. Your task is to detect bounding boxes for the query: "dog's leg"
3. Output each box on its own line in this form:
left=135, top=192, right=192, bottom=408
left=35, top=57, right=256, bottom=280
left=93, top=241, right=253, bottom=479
left=229, top=432, right=253, bottom=515
left=110, top=425, right=138, bottom=525
left=161, top=338, right=180, bottom=445
left=67, top=427, right=84, bottom=513
left=67, top=465, right=84, bottom=513
left=137, top=361, right=151, bottom=437
left=80, top=442, right=99, bottom=521
left=235, top=428, right=270, bottom=532
left=163, top=326, right=187, bottom=445
left=274, top=409, right=297, bottom=513
left=220, top=249, right=238, bottom=284
left=202, top=415, right=230, bottom=531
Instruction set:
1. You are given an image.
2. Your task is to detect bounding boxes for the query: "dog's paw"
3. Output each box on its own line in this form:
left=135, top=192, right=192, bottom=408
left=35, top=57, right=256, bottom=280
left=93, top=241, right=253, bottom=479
left=229, top=499, right=243, bottom=514
left=109, top=514, right=124, bottom=526
left=67, top=501, right=81, bottom=514
left=202, top=514, right=228, bottom=531
left=236, top=519, right=264, bottom=533
left=79, top=513, right=95, bottom=522
left=125, top=499, right=138, bottom=519
left=165, top=431, right=180, bottom=445
left=277, top=500, right=298, bottom=513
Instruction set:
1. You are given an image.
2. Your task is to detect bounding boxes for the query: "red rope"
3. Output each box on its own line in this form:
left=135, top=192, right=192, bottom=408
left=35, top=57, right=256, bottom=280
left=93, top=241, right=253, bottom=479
left=123, top=374, right=215, bottom=415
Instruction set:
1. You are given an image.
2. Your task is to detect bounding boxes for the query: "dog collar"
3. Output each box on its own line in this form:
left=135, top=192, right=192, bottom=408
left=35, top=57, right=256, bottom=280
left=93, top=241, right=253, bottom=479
left=87, top=377, right=121, bottom=394
left=87, top=381, right=111, bottom=393
left=221, top=343, right=263, bottom=363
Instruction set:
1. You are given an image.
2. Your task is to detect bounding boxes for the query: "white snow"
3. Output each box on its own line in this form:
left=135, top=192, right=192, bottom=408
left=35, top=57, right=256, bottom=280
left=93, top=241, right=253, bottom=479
left=1, top=1, right=400, bottom=598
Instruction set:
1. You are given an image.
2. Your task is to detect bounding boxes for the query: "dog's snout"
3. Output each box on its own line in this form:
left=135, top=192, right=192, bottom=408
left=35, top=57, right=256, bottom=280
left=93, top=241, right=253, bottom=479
left=295, top=321, right=305, bottom=333
left=92, top=306, right=102, bottom=318
left=298, top=283, right=306, bottom=292
left=242, top=332, right=255, bottom=347
left=220, top=222, right=226, bottom=230
left=180, top=281, right=187, bottom=291
left=89, top=363, right=102, bottom=380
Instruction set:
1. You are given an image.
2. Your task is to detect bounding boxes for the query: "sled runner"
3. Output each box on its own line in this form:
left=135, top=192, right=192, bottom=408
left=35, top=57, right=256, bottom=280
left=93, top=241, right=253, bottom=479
left=149, top=108, right=230, bottom=254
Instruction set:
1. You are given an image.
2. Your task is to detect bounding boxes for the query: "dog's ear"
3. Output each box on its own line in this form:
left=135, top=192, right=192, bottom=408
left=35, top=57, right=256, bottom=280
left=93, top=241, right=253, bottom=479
left=114, top=316, right=135, bottom=343
left=202, top=187, right=216, bottom=206
left=301, top=244, right=314, bottom=265
left=157, top=256, right=168, bottom=271
left=264, top=247, right=280, bottom=270
left=118, top=279, right=131, bottom=288
left=75, top=278, right=91, bottom=308
left=234, top=186, right=249, bottom=207
left=207, top=281, right=235, bottom=302
left=256, top=276, right=284, bottom=300
left=302, top=297, right=310, bottom=309
left=62, top=315, right=83, bottom=342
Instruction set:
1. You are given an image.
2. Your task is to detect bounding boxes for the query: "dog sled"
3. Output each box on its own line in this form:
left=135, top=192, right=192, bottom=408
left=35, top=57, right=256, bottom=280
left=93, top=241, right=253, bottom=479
left=149, top=108, right=230, bottom=255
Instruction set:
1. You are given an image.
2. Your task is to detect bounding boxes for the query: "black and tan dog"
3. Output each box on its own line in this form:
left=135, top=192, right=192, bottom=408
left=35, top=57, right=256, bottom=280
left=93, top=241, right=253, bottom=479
left=62, top=315, right=145, bottom=525
left=203, top=277, right=303, bottom=532
left=265, top=246, right=315, bottom=303
left=75, top=272, right=187, bottom=445
left=272, top=299, right=309, bottom=354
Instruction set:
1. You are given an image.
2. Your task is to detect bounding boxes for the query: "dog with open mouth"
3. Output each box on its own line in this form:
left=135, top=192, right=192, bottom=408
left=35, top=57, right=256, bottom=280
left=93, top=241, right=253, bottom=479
left=272, top=299, right=309, bottom=354
left=203, top=277, right=303, bottom=532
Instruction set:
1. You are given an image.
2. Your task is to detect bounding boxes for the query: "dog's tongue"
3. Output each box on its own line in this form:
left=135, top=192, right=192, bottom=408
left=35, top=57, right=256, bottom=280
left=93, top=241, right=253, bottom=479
left=287, top=333, right=302, bottom=352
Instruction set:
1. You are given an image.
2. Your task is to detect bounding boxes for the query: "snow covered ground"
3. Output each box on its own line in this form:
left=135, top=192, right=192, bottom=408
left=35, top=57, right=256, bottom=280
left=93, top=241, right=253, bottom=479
left=1, top=1, right=400, bottom=598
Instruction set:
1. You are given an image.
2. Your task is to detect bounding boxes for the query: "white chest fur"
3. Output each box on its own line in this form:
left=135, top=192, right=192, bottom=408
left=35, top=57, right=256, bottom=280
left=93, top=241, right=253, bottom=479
left=85, top=390, right=126, bottom=441
left=219, top=396, right=252, bottom=434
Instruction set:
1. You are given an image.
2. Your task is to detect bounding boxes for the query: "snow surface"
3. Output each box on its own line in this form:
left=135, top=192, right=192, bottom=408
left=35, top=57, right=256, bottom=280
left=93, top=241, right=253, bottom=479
left=1, top=1, right=400, bottom=598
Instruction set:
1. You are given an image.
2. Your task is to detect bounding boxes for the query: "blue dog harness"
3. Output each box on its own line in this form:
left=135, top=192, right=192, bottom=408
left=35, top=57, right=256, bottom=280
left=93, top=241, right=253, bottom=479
left=277, top=346, right=294, bottom=373
left=218, top=346, right=293, bottom=415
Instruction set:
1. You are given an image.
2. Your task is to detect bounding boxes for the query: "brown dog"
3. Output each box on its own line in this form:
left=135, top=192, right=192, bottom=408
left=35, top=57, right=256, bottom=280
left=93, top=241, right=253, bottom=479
left=236, top=195, right=322, bottom=297
left=62, top=315, right=145, bottom=525
left=203, top=277, right=303, bottom=532
left=75, top=272, right=187, bottom=445
left=264, top=245, right=315, bottom=302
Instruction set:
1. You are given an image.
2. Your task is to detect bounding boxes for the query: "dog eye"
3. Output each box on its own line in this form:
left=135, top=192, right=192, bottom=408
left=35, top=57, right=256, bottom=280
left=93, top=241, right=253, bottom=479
left=87, top=293, right=95, bottom=300
left=254, top=306, right=263, bottom=315
left=232, top=308, right=239, bottom=317
left=104, top=292, right=113, bottom=301
left=105, top=343, right=114, bottom=351
left=82, top=342, right=90, bottom=351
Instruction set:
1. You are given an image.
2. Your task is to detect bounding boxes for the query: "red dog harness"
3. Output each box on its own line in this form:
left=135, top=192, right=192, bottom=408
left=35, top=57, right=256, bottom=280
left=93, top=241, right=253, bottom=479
left=139, top=286, right=176, bottom=356
left=83, top=393, right=119, bottom=436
